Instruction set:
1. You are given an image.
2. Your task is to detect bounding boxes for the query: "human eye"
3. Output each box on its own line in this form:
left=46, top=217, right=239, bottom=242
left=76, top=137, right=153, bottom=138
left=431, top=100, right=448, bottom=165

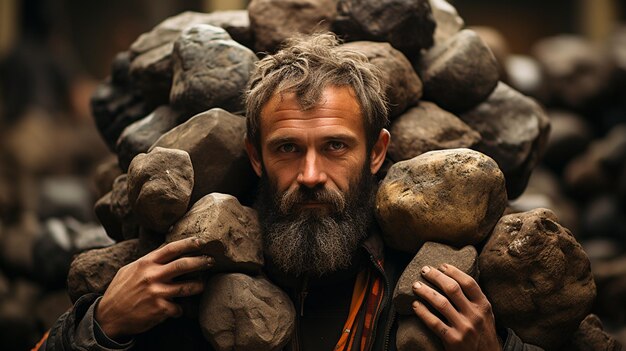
left=327, top=141, right=347, bottom=151
left=278, top=143, right=298, bottom=153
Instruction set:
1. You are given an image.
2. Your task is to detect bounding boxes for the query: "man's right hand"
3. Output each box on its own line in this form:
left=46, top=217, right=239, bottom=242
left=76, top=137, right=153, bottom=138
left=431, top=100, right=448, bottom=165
left=95, top=237, right=214, bottom=341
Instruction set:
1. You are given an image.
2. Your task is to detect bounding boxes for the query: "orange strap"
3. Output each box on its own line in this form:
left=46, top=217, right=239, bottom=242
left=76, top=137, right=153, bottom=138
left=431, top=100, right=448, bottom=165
left=31, top=330, right=49, bottom=351
left=334, top=269, right=369, bottom=351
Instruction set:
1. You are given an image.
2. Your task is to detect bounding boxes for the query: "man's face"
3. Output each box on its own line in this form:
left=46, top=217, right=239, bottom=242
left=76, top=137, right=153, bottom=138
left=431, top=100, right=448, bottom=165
left=246, top=85, right=389, bottom=276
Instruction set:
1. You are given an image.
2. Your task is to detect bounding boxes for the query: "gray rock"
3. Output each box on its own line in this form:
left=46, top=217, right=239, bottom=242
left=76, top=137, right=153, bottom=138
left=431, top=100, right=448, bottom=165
left=504, top=55, right=546, bottom=100
left=333, top=0, right=435, bottom=58
left=419, top=29, right=499, bottom=113
left=67, top=239, right=141, bottom=303
left=396, top=315, right=442, bottom=351
left=111, top=51, right=131, bottom=86
left=387, top=102, right=481, bottom=162
left=248, top=0, right=337, bottom=53
left=109, top=174, right=139, bottom=240
left=166, top=193, right=263, bottom=274
left=169, top=24, right=257, bottom=115
left=128, top=147, right=194, bottom=233
left=151, top=108, right=257, bottom=204
left=376, top=148, right=507, bottom=253
left=129, top=43, right=173, bottom=105
left=478, top=208, right=596, bottom=351
left=393, top=242, right=477, bottom=315
left=342, top=41, right=422, bottom=118
left=460, top=82, right=550, bottom=199
left=116, top=105, right=184, bottom=172
left=199, top=273, right=295, bottom=351
left=429, top=0, right=463, bottom=45
left=202, top=10, right=253, bottom=49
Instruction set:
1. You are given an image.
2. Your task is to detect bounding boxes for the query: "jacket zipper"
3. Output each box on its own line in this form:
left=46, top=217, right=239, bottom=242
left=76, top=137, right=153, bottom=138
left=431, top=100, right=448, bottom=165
left=368, top=254, right=395, bottom=351
left=292, top=276, right=309, bottom=351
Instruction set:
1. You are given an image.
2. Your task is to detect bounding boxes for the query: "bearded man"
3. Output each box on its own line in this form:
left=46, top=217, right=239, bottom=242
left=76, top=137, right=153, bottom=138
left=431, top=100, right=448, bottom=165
left=41, top=34, right=542, bottom=351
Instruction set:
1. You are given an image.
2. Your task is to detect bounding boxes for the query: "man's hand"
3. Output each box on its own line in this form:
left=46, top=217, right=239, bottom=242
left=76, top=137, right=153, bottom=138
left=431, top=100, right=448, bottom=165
left=95, top=237, right=213, bottom=341
left=411, top=264, right=501, bottom=351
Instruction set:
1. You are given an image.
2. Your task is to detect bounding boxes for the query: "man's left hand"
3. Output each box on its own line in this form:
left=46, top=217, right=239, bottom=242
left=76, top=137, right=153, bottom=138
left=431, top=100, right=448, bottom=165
left=411, top=264, right=501, bottom=351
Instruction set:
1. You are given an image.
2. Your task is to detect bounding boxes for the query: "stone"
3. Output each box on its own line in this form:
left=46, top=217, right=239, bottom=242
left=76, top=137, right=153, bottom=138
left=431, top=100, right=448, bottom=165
left=128, top=147, right=194, bottom=233
left=37, top=177, right=95, bottom=222
left=111, top=51, right=131, bottom=86
left=562, top=314, right=622, bottom=351
left=469, top=26, right=510, bottom=77
left=94, top=191, right=123, bottom=242
left=592, top=255, right=626, bottom=323
left=248, top=0, right=337, bottom=53
left=170, top=24, right=257, bottom=115
left=429, top=0, right=463, bottom=45
left=202, top=10, right=253, bottom=49
left=396, top=315, right=442, bottom=351
left=418, top=29, right=499, bottom=113
left=94, top=156, right=123, bottom=198
left=116, top=105, right=183, bottom=172
left=151, top=108, right=257, bottom=204
left=199, top=273, right=295, bottom=351
left=543, top=110, right=592, bottom=173
left=167, top=193, right=263, bottom=273
left=387, top=102, right=481, bottom=162
left=91, top=78, right=153, bottom=151
left=32, top=218, right=75, bottom=288
left=504, top=55, right=546, bottom=100
left=393, top=242, right=477, bottom=315
left=342, top=41, right=422, bottom=118
left=67, top=239, right=141, bottom=303
left=478, top=208, right=596, bottom=351
left=333, top=0, right=435, bottom=58
left=109, top=174, right=139, bottom=240
left=376, top=148, right=507, bottom=253
left=129, top=43, right=174, bottom=106
left=460, top=82, right=551, bottom=199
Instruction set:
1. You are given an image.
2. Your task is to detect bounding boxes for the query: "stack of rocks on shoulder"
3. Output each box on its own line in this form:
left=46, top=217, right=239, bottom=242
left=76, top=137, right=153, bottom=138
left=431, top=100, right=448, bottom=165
left=428, top=0, right=464, bottom=45
left=478, top=208, right=596, bottom=351
left=199, top=273, right=295, bottom=351
left=109, top=174, right=140, bottom=240
left=127, top=147, right=194, bottom=234
left=561, top=314, right=622, bottom=351
left=387, top=101, right=481, bottom=162
left=394, top=242, right=478, bottom=351
left=376, top=148, right=507, bottom=253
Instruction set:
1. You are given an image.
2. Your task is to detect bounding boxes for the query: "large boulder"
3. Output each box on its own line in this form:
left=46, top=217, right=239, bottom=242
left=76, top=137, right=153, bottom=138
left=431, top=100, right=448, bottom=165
left=166, top=193, right=263, bottom=274
left=151, top=108, right=257, bottom=204
left=376, top=148, right=507, bottom=253
left=169, top=24, right=257, bottom=115
left=478, top=209, right=596, bottom=351
left=396, top=315, right=441, bottom=351
left=127, top=147, right=194, bottom=233
left=387, top=102, right=481, bottom=162
left=199, top=273, right=295, bottom=351
left=342, top=41, right=422, bottom=119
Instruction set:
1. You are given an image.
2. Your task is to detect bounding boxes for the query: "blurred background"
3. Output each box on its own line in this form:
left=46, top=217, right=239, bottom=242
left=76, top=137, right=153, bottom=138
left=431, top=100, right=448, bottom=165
left=0, top=0, right=625, bottom=349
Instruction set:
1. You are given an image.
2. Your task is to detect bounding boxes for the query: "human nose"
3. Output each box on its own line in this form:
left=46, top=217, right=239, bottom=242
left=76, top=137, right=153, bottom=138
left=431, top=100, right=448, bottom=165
left=296, top=149, right=328, bottom=188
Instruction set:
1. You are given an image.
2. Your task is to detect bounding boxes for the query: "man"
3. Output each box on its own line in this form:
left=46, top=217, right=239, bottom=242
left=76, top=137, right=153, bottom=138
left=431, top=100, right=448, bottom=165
left=41, top=34, right=542, bottom=350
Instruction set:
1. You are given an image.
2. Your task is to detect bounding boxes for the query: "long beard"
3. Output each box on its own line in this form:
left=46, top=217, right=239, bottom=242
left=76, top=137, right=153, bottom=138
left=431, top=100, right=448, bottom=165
left=255, top=165, right=376, bottom=277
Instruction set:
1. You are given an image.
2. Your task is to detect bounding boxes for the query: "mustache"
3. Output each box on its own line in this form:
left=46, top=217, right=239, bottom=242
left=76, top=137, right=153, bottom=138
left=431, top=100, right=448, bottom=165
left=278, top=185, right=346, bottom=214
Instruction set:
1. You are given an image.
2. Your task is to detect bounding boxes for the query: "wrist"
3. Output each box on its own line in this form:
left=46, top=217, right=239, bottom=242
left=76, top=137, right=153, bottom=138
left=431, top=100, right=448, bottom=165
left=94, top=297, right=127, bottom=342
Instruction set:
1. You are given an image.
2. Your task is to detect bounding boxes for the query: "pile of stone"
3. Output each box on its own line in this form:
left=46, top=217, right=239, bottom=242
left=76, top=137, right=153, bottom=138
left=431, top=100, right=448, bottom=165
left=66, top=0, right=621, bottom=350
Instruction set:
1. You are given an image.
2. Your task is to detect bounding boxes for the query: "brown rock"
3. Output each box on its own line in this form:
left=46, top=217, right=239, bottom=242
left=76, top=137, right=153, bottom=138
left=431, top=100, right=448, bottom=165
left=248, top=0, right=337, bottom=53
left=396, top=315, right=442, bottom=351
left=393, top=242, right=477, bottom=315
left=111, top=51, right=131, bottom=86
left=128, top=147, right=194, bottom=233
left=387, top=102, right=481, bottom=162
left=110, top=174, right=139, bottom=240
left=561, top=314, right=622, bottom=351
left=199, top=273, right=295, bottom=351
left=376, top=148, right=507, bottom=253
left=591, top=254, right=626, bottom=323
left=419, top=29, right=499, bottom=113
left=166, top=193, right=263, bottom=273
left=94, top=156, right=123, bottom=198
left=460, top=82, right=551, bottom=199
left=94, top=192, right=123, bottom=242
left=151, top=108, right=257, bottom=204
left=342, top=41, right=422, bottom=118
left=129, top=43, right=173, bottom=105
left=202, top=10, right=253, bottom=49
left=478, top=208, right=596, bottom=351
left=543, top=110, right=592, bottom=172
left=429, top=0, right=463, bottom=45
left=67, top=239, right=141, bottom=303
left=333, top=0, right=435, bottom=57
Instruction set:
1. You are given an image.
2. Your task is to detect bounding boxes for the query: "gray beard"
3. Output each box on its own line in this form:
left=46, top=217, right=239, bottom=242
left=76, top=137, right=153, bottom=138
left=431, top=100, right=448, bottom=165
left=255, top=166, right=375, bottom=277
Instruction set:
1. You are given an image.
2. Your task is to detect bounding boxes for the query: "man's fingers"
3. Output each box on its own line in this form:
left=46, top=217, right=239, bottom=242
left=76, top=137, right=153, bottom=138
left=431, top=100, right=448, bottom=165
left=419, top=265, right=472, bottom=313
left=412, top=276, right=463, bottom=327
left=149, top=237, right=205, bottom=264
left=161, top=280, right=205, bottom=298
left=411, top=299, right=455, bottom=342
left=159, top=255, right=214, bottom=280
left=159, top=300, right=184, bottom=319
left=439, top=263, right=485, bottom=303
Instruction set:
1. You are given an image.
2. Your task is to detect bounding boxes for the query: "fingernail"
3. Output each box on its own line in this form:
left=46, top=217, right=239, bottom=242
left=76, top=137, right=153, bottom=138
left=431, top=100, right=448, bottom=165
left=412, top=300, right=420, bottom=308
left=439, top=263, right=448, bottom=272
left=205, top=256, right=215, bottom=265
left=413, top=281, right=422, bottom=289
left=421, top=266, right=431, bottom=274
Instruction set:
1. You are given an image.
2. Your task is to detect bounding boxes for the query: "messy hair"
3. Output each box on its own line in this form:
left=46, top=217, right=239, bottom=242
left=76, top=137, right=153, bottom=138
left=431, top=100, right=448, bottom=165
left=245, top=33, right=389, bottom=153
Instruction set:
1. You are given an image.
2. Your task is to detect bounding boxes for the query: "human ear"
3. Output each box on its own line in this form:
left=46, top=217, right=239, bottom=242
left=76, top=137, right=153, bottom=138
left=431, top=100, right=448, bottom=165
left=245, top=136, right=263, bottom=177
left=369, top=129, right=390, bottom=174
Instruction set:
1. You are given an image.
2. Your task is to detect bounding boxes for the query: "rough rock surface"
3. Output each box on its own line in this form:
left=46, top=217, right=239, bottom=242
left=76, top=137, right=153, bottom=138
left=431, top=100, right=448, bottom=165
left=67, top=239, right=141, bottom=303
left=151, top=108, right=257, bottom=204
left=387, top=102, right=481, bottom=162
left=166, top=193, right=263, bottom=273
left=562, top=314, right=622, bottom=351
left=94, top=192, right=123, bottom=242
left=478, top=208, right=596, bottom=350
left=109, top=174, right=139, bottom=240
left=460, top=82, right=551, bottom=199
left=396, top=315, right=442, bottom=351
left=116, top=105, right=183, bottom=172
left=128, top=147, right=194, bottom=233
left=429, top=0, right=464, bottom=45
left=419, top=29, right=499, bottom=113
left=376, top=148, right=507, bottom=253
left=342, top=41, right=422, bottom=118
left=333, top=0, right=435, bottom=57
left=393, top=242, right=477, bottom=315
left=199, top=273, right=295, bottom=351
left=169, top=24, right=257, bottom=115
left=248, top=0, right=337, bottom=53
